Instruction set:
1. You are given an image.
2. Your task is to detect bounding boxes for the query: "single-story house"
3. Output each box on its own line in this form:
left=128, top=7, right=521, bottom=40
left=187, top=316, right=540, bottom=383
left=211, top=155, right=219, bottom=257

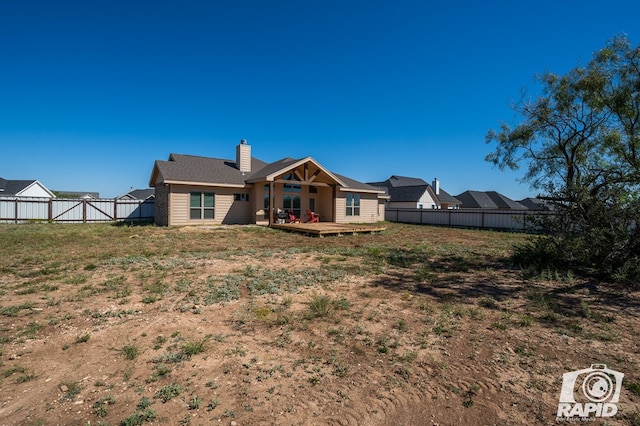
left=368, top=175, right=462, bottom=209
left=119, top=188, right=155, bottom=200
left=455, top=190, right=526, bottom=209
left=149, top=140, right=387, bottom=226
left=0, top=177, right=55, bottom=198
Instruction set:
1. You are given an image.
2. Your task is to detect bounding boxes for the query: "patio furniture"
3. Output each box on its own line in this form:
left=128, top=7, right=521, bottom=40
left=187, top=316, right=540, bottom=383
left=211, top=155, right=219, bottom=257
left=288, top=211, right=301, bottom=223
left=306, top=208, right=320, bottom=223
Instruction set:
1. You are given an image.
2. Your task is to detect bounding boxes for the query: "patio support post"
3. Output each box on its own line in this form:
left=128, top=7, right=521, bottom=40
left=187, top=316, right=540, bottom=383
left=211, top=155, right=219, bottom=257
left=269, top=181, right=275, bottom=226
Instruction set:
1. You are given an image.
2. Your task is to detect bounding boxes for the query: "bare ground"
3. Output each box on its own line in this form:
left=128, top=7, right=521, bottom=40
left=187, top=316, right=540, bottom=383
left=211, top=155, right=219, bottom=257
left=0, top=223, right=638, bottom=425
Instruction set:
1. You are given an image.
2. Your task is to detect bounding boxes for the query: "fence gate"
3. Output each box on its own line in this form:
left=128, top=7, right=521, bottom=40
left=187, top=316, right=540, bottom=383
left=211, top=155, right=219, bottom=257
left=0, top=197, right=155, bottom=223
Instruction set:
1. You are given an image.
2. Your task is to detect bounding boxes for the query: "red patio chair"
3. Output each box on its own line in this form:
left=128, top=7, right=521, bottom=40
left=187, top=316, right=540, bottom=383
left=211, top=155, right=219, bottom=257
left=306, top=208, right=320, bottom=223
left=288, top=211, right=300, bottom=223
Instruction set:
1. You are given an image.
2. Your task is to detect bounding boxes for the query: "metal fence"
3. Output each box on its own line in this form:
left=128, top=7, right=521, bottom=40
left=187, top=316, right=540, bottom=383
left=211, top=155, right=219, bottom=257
left=385, top=208, right=550, bottom=232
left=0, top=197, right=155, bottom=224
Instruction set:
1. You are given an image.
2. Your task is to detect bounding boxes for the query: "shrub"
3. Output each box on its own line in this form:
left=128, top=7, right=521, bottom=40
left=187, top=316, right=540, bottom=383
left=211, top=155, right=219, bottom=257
left=121, top=343, right=139, bottom=360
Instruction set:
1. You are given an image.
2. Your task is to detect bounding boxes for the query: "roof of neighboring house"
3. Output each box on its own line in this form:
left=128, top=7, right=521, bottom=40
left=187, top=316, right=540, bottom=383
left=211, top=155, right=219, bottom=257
left=150, top=153, right=383, bottom=194
left=369, top=175, right=428, bottom=188
left=120, top=189, right=155, bottom=200
left=0, top=178, right=55, bottom=197
left=519, top=197, right=551, bottom=211
left=434, top=188, right=461, bottom=205
left=368, top=175, right=461, bottom=206
left=54, top=191, right=100, bottom=199
left=455, top=190, right=526, bottom=209
left=0, top=178, right=36, bottom=195
left=384, top=184, right=431, bottom=202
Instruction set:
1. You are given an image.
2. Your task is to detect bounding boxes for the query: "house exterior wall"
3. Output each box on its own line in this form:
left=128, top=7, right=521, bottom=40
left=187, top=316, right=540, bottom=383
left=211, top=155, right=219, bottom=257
left=335, top=191, right=382, bottom=224
left=378, top=198, right=386, bottom=219
left=417, top=191, right=438, bottom=209
left=315, top=186, right=334, bottom=222
left=251, top=182, right=336, bottom=224
left=168, top=185, right=252, bottom=226
left=157, top=183, right=384, bottom=226
left=19, top=182, right=53, bottom=198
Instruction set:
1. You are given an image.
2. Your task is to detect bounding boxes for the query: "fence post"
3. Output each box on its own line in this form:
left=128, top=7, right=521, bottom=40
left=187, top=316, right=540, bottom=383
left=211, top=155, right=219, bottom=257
left=114, top=198, right=118, bottom=221
left=14, top=199, right=18, bottom=224
left=48, top=198, right=53, bottom=222
left=83, top=199, right=87, bottom=223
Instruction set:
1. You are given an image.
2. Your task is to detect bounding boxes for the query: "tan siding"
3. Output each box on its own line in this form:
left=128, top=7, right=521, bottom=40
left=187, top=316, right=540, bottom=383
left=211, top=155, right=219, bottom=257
left=378, top=199, right=386, bottom=220
left=335, top=194, right=347, bottom=223
left=169, top=189, right=189, bottom=225
left=220, top=189, right=252, bottom=224
left=335, top=192, right=383, bottom=223
left=359, top=194, right=381, bottom=223
left=316, top=187, right=333, bottom=222
left=168, top=185, right=252, bottom=226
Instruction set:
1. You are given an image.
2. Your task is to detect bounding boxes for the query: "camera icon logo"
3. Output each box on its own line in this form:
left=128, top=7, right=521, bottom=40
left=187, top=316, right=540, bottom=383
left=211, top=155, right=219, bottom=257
left=557, top=364, right=624, bottom=419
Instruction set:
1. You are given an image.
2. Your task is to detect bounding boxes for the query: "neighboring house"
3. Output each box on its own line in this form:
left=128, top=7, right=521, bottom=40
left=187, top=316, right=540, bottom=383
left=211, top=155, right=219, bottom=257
left=149, top=140, right=387, bottom=226
left=519, top=197, right=552, bottom=211
left=0, top=177, right=55, bottom=198
left=53, top=191, right=100, bottom=199
left=368, top=175, right=461, bottom=209
left=119, top=188, right=155, bottom=200
left=455, top=190, right=527, bottom=209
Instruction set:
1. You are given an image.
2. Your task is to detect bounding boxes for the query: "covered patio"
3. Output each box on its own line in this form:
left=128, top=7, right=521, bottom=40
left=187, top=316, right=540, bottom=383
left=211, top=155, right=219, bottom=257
left=270, top=221, right=386, bottom=237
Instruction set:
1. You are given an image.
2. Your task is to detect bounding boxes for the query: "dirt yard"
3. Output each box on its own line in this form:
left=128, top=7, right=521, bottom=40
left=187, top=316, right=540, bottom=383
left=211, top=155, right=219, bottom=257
left=0, top=223, right=638, bottom=425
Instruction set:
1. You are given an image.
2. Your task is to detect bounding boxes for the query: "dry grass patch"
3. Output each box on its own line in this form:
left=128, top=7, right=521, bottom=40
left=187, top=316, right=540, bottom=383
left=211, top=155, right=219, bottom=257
left=0, top=223, right=638, bottom=425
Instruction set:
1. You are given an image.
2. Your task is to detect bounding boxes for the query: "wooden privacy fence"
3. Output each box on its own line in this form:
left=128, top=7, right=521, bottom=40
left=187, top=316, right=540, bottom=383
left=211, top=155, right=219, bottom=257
left=385, top=208, right=551, bottom=232
left=0, top=197, right=155, bottom=224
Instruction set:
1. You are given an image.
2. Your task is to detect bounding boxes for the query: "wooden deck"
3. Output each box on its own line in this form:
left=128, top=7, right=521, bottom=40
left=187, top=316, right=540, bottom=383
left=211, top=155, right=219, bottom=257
left=270, top=222, right=386, bottom=236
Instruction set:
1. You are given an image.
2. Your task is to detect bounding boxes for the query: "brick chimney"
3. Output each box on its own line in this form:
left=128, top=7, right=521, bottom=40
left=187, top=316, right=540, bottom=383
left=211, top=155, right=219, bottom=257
left=236, top=139, right=251, bottom=174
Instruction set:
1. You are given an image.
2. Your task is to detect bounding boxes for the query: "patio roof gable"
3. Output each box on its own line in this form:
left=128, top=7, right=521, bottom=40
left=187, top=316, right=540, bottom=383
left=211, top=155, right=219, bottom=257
left=247, top=157, right=347, bottom=187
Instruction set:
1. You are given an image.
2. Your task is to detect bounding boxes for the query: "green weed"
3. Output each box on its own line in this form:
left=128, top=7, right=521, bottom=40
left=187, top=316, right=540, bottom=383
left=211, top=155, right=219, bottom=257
left=155, top=382, right=182, bottom=402
left=308, top=294, right=332, bottom=317
left=121, top=343, right=139, bottom=360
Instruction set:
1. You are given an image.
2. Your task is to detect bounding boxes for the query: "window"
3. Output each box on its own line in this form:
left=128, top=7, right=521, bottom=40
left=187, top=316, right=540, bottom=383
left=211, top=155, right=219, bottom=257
left=283, top=183, right=301, bottom=193
left=283, top=174, right=301, bottom=193
left=234, top=193, right=249, bottom=202
left=190, top=192, right=214, bottom=220
left=346, top=194, right=360, bottom=216
left=264, top=184, right=270, bottom=210
left=283, top=194, right=301, bottom=216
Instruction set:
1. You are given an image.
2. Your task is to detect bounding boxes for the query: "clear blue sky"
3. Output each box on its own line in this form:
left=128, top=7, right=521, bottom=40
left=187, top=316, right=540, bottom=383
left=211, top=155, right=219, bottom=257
left=1, top=1, right=638, bottom=199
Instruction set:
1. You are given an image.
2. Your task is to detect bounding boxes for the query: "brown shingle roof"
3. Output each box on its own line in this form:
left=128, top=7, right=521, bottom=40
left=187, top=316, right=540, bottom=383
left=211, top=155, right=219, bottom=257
left=152, top=153, right=268, bottom=186
left=150, top=153, right=384, bottom=195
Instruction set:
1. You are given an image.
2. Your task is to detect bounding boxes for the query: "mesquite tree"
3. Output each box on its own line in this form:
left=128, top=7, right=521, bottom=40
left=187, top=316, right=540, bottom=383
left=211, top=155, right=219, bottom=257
left=486, top=35, right=640, bottom=284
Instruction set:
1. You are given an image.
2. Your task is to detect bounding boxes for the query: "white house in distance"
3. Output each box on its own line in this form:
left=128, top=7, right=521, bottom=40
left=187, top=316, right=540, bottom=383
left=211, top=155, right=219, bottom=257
left=0, top=177, right=55, bottom=198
